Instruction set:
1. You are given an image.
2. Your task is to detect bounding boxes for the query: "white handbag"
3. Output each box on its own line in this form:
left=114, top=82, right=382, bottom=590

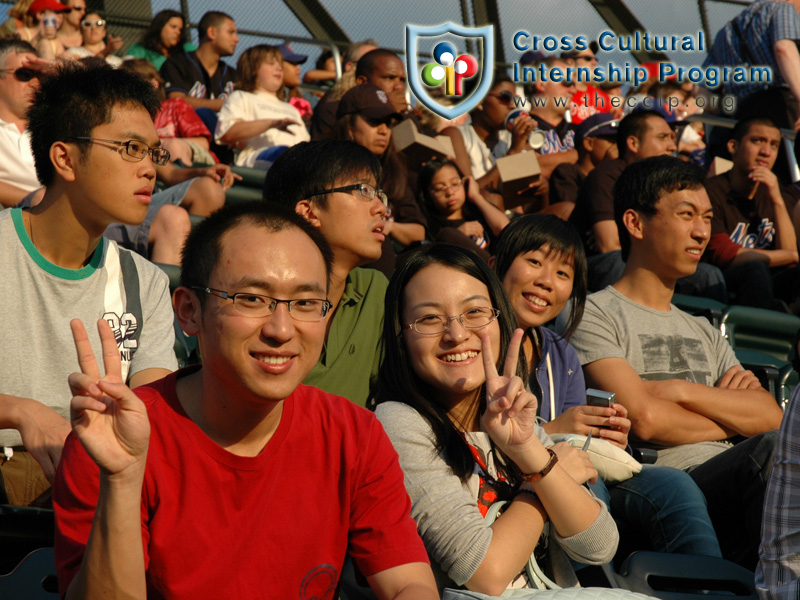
left=547, top=433, right=642, bottom=484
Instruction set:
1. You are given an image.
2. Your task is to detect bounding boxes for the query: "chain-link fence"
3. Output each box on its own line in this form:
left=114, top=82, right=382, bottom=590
left=0, top=0, right=758, bottom=81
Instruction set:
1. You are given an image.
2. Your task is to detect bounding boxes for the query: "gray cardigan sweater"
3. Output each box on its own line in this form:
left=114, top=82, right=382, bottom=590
left=375, top=401, right=618, bottom=592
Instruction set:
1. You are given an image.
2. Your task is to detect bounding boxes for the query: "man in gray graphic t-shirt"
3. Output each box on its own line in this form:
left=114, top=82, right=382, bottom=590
left=570, top=155, right=782, bottom=570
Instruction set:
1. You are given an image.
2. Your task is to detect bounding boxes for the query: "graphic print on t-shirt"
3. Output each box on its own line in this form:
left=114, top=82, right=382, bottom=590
left=103, top=311, right=139, bottom=363
left=730, top=218, right=774, bottom=249
left=637, top=334, right=714, bottom=385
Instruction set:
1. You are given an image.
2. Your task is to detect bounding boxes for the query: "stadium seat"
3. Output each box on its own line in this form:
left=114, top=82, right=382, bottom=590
left=0, top=548, right=58, bottom=598
left=719, top=305, right=800, bottom=364
left=0, top=505, right=54, bottom=576
left=671, top=293, right=725, bottom=328
left=612, top=551, right=757, bottom=600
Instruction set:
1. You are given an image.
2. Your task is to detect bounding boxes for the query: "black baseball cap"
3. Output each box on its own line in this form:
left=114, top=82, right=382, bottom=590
left=337, top=83, right=402, bottom=121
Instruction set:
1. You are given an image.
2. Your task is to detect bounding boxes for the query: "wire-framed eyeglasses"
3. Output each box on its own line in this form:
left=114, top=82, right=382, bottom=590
left=192, top=287, right=332, bottom=321
left=69, top=137, right=170, bottom=166
left=307, top=182, right=388, bottom=207
left=403, top=307, right=500, bottom=335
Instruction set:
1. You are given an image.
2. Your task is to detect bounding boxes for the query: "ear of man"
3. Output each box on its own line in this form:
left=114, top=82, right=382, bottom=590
left=622, top=208, right=646, bottom=243
left=173, top=287, right=203, bottom=336
left=295, top=199, right=322, bottom=229
left=626, top=135, right=640, bottom=157
left=50, top=141, right=78, bottom=183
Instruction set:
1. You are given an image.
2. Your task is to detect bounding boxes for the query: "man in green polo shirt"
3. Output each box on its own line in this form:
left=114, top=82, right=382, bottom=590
left=263, top=140, right=388, bottom=406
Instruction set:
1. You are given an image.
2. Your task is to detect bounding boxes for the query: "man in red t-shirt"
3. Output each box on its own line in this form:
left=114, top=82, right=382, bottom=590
left=53, top=202, right=437, bottom=600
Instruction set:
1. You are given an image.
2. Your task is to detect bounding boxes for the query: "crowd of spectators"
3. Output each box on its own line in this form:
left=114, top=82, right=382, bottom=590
left=3, top=1, right=800, bottom=598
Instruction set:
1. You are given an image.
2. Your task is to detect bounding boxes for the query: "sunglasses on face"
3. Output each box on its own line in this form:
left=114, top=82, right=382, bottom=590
left=487, top=90, right=514, bottom=105
left=81, top=19, right=105, bottom=28
left=0, top=67, right=37, bottom=82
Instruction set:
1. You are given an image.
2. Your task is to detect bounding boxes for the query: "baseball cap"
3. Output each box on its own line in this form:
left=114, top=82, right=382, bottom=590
left=575, top=113, right=619, bottom=147
left=278, top=44, right=308, bottom=65
left=28, top=0, right=69, bottom=14
left=520, top=50, right=545, bottom=65
left=337, top=83, right=402, bottom=121
left=561, top=41, right=600, bottom=59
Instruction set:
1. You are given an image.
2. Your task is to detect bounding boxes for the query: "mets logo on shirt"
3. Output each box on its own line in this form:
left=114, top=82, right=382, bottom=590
left=406, top=22, right=493, bottom=120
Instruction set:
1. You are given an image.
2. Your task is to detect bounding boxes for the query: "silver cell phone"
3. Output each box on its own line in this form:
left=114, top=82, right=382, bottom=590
left=586, top=389, right=616, bottom=408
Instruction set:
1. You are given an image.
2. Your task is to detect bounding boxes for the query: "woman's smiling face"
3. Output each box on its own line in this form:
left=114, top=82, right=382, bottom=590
left=402, top=263, right=500, bottom=409
left=501, top=245, right=575, bottom=330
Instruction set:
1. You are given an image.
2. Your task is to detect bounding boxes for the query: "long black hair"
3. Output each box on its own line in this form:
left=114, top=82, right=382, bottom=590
left=493, top=214, right=588, bottom=341
left=371, top=244, right=528, bottom=483
left=417, top=157, right=486, bottom=237
left=139, top=9, right=188, bottom=56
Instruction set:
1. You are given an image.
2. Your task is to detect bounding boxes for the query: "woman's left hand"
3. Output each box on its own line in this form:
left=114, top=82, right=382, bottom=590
left=464, top=175, right=483, bottom=204
left=480, top=329, right=540, bottom=457
left=103, top=35, right=123, bottom=56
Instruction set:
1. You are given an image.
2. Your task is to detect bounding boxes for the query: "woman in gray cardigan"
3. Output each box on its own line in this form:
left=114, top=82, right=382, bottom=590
left=371, top=244, right=617, bottom=595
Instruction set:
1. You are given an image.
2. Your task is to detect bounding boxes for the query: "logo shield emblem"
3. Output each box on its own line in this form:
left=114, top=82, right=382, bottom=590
left=406, top=22, right=494, bottom=120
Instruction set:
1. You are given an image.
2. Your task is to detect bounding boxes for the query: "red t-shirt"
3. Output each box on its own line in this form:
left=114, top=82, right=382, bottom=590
left=155, top=98, right=212, bottom=141
left=569, top=85, right=612, bottom=125
left=54, top=370, right=427, bottom=599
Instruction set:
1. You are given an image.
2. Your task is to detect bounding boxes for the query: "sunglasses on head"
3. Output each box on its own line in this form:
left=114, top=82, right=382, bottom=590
left=0, top=67, right=37, bottom=82
left=81, top=19, right=105, bottom=28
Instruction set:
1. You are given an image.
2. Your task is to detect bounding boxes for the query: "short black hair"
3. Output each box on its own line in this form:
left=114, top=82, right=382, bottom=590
left=27, top=62, right=160, bottom=187
left=180, top=201, right=334, bottom=306
left=616, top=110, right=663, bottom=156
left=614, top=155, right=706, bottom=261
left=730, top=116, right=779, bottom=144
left=198, top=11, right=233, bottom=44
left=355, top=48, right=401, bottom=80
left=263, top=140, right=381, bottom=210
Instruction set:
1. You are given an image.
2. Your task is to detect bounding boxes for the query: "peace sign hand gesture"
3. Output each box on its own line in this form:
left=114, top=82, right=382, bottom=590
left=68, top=319, right=150, bottom=478
left=480, top=328, right=541, bottom=461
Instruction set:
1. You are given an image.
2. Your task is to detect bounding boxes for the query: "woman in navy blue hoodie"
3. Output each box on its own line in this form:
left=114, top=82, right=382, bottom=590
left=493, top=214, right=722, bottom=560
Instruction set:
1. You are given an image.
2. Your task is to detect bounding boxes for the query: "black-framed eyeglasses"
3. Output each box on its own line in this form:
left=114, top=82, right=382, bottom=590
left=0, top=67, right=37, bottom=82
left=307, top=182, right=388, bottom=207
left=69, top=137, right=170, bottom=166
left=81, top=18, right=105, bottom=28
left=403, top=307, right=500, bottom=335
left=487, top=90, right=514, bottom=105
left=192, top=287, right=332, bottom=321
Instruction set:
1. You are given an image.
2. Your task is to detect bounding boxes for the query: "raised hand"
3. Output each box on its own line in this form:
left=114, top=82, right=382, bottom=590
left=510, top=112, right=538, bottom=153
left=68, top=319, right=150, bottom=476
left=480, top=328, right=540, bottom=457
